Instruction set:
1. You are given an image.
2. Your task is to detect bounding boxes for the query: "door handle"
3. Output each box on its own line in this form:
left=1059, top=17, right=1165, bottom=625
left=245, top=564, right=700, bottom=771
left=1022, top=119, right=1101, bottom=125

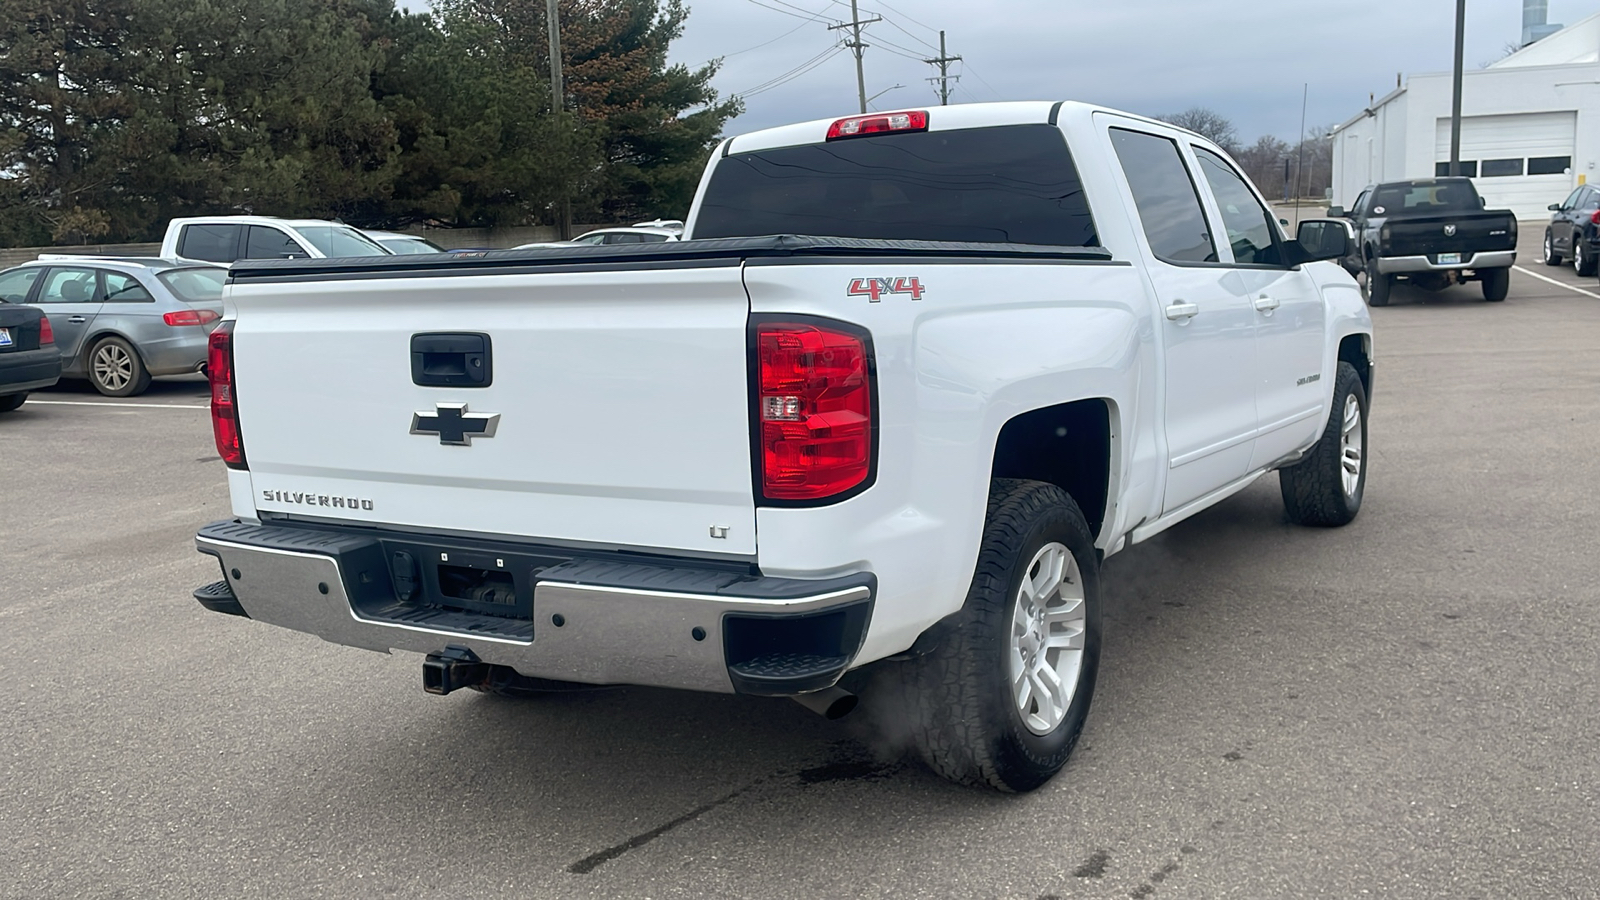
left=1253, top=294, right=1280, bottom=312
left=1164, top=301, right=1199, bottom=321
left=68, top=315, right=87, bottom=323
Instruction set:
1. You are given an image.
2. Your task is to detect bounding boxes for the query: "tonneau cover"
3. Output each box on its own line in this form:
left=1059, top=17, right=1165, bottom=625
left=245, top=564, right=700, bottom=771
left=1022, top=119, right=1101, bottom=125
left=227, top=234, right=1114, bottom=282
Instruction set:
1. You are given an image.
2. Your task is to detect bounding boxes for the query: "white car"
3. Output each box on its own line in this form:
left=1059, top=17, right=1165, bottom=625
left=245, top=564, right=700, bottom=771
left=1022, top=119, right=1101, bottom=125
left=512, top=226, right=681, bottom=249
left=160, top=216, right=391, bottom=264
left=190, top=102, right=1372, bottom=793
left=362, top=231, right=447, bottom=255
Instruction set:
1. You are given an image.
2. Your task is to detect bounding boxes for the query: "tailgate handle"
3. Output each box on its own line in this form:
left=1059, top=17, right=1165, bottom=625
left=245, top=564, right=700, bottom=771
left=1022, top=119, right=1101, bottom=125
left=411, top=333, right=492, bottom=388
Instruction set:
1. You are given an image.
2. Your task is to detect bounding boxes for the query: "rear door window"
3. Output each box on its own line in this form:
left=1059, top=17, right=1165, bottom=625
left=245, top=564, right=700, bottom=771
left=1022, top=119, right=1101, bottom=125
left=1109, top=128, right=1217, bottom=263
left=157, top=268, right=227, bottom=303
left=294, top=226, right=389, bottom=257
left=695, top=124, right=1099, bottom=246
left=0, top=268, right=41, bottom=303
left=245, top=226, right=308, bottom=259
left=179, top=224, right=243, bottom=263
left=35, top=267, right=101, bottom=303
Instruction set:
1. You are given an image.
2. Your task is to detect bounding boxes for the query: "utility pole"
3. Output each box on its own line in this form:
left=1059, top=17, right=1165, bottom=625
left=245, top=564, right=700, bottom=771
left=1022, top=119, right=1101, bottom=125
left=923, top=30, right=961, bottom=106
left=546, top=0, right=571, bottom=239
left=829, top=0, right=881, bottom=114
left=1449, top=0, right=1465, bottom=176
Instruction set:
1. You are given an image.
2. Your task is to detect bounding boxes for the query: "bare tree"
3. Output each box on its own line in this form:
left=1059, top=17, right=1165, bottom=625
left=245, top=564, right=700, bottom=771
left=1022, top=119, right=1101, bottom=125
left=1157, top=108, right=1239, bottom=153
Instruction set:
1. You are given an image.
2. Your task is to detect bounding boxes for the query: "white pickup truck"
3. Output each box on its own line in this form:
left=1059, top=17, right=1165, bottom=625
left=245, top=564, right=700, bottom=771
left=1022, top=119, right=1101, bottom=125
left=192, top=102, right=1373, bottom=793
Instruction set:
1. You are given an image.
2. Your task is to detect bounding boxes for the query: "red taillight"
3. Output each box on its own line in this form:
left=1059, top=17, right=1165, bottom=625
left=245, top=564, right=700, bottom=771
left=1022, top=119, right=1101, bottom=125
left=38, top=315, right=54, bottom=345
left=826, top=110, right=929, bottom=141
left=1591, top=210, right=1600, bottom=226
left=755, top=320, right=874, bottom=501
left=208, top=321, right=245, bottom=469
left=164, top=309, right=220, bottom=327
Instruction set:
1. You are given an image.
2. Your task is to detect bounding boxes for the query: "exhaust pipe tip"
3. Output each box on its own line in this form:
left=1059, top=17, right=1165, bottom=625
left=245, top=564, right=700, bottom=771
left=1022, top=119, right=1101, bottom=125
left=791, top=686, right=858, bottom=720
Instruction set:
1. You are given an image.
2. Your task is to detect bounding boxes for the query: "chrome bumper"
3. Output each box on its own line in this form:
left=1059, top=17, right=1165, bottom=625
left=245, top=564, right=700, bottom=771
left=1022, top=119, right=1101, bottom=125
left=1378, top=250, right=1516, bottom=274
left=195, top=521, right=872, bottom=695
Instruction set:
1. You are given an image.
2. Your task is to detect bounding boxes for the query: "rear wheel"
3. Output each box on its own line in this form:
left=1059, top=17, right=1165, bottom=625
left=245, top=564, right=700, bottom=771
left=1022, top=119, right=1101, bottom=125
left=1363, top=259, right=1391, bottom=307
left=1576, top=241, right=1598, bottom=278
left=1543, top=230, right=1563, bottom=266
left=900, top=479, right=1101, bottom=792
left=1280, top=361, right=1367, bottom=527
left=1481, top=266, right=1510, bottom=302
left=0, top=393, right=27, bottom=413
left=88, top=336, right=151, bottom=397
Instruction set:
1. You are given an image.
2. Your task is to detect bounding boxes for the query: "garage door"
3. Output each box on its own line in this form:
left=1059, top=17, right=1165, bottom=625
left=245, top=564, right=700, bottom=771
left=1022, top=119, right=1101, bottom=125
left=1434, top=112, right=1576, bottom=218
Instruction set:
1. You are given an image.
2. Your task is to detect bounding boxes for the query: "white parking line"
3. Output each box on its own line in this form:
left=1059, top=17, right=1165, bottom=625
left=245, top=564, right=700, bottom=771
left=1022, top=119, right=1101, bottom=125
left=27, top=400, right=208, bottom=410
left=1514, top=265, right=1600, bottom=299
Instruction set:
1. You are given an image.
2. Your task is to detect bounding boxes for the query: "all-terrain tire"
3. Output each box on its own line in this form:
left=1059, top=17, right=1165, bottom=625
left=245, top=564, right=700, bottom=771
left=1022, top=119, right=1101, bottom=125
left=1481, top=266, right=1510, bottom=302
left=0, top=393, right=26, bottom=413
left=1280, top=361, right=1367, bottom=527
left=900, top=479, right=1102, bottom=793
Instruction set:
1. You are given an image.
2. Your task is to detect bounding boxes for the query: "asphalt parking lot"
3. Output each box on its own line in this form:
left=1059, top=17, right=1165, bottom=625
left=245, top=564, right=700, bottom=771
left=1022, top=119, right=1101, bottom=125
left=3, top=255, right=1598, bottom=899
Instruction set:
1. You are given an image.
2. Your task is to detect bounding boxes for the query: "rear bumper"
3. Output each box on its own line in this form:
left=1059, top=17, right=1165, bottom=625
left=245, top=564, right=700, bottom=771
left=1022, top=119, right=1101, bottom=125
left=194, top=519, right=874, bottom=696
left=1378, top=250, right=1516, bottom=274
left=0, top=346, right=63, bottom=393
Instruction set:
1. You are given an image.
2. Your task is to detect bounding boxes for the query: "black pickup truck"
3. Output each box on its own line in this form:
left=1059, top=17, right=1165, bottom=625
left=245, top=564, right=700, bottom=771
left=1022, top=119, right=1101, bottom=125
left=1329, top=177, right=1517, bottom=306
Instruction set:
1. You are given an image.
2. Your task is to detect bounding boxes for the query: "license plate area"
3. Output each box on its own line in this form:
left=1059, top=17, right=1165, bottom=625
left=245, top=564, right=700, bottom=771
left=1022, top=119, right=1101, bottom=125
left=1437, top=252, right=1463, bottom=265
left=0, top=327, right=12, bottom=347
left=346, top=540, right=568, bottom=641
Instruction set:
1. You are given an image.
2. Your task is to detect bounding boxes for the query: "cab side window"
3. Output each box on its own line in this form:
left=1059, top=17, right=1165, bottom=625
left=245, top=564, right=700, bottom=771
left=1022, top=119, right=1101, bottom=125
left=245, top=226, right=307, bottom=259
left=35, top=267, right=101, bottom=303
left=1192, top=147, right=1283, bottom=267
left=1109, top=128, right=1218, bottom=264
left=179, top=224, right=243, bottom=263
left=1351, top=190, right=1371, bottom=219
left=1561, top=188, right=1585, bottom=210
left=102, top=272, right=154, bottom=302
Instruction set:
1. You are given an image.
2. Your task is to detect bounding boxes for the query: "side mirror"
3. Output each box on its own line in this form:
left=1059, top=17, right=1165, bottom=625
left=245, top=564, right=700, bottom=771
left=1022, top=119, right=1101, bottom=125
left=1326, top=206, right=1346, bottom=218
left=1548, top=203, right=1562, bottom=211
left=1294, top=219, right=1354, bottom=263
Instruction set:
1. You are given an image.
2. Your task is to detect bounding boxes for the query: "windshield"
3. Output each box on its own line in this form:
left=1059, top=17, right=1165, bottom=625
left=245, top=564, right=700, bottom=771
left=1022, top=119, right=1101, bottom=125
left=695, top=124, right=1099, bottom=246
left=1372, top=181, right=1480, bottom=214
left=156, top=267, right=227, bottom=303
left=294, top=226, right=391, bottom=257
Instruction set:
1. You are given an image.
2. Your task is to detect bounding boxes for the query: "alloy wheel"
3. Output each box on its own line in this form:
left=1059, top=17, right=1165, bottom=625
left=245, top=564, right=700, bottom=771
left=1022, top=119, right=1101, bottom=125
left=93, top=343, right=134, bottom=393
left=1339, top=394, right=1363, bottom=498
left=1007, top=541, right=1087, bottom=735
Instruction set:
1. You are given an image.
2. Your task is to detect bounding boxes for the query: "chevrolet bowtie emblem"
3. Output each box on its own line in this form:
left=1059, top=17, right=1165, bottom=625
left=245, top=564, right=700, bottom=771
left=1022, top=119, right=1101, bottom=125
left=410, top=402, right=500, bottom=446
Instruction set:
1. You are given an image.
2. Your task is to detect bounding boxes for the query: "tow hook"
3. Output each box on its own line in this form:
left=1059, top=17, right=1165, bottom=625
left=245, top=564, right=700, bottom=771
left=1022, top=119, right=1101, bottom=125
left=422, top=645, right=489, bottom=695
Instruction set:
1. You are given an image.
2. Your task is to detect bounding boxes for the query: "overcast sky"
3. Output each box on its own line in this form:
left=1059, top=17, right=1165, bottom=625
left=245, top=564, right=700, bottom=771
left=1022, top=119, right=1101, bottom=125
left=661, top=0, right=1600, bottom=141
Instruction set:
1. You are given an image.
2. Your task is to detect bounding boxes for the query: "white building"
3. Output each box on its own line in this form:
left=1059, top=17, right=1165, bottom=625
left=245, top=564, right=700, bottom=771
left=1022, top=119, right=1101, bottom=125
left=1330, top=9, right=1600, bottom=219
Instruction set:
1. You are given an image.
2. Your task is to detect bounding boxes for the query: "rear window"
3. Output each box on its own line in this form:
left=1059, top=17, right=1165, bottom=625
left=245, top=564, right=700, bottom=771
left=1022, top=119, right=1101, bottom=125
left=695, top=124, right=1098, bottom=247
left=158, top=267, right=227, bottom=303
left=1372, top=181, right=1481, bottom=213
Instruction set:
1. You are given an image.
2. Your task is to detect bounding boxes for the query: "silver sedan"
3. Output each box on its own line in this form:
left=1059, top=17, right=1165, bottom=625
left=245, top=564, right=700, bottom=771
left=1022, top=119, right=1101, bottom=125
left=0, top=257, right=226, bottom=396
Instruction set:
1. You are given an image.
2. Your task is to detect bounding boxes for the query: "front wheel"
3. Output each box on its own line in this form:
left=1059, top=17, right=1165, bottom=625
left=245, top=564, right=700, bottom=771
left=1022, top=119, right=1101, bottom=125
left=0, top=393, right=27, bottom=413
left=1543, top=230, right=1564, bottom=266
left=1280, top=361, right=1367, bottom=527
left=1481, top=266, right=1510, bottom=302
left=1364, top=259, right=1391, bottom=307
left=901, top=479, right=1102, bottom=792
left=88, top=336, right=151, bottom=397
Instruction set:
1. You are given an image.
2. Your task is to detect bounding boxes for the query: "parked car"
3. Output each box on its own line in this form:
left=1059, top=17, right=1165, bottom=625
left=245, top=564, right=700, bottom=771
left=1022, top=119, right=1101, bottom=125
left=191, top=101, right=1372, bottom=793
left=633, top=218, right=686, bottom=234
left=1329, top=177, right=1517, bottom=306
left=513, top=226, right=681, bottom=249
left=0, top=293, right=62, bottom=413
left=0, top=258, right=225, bottom=396
left=1541, top=185, right=1600, bottom=276
left=362, top=231, right=447, bottom=255
left=160, top=216, right=392, bottom=265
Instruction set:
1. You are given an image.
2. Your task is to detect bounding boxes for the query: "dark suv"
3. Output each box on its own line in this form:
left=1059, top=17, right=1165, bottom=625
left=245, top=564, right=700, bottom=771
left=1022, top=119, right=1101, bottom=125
left=1543, top=185, right=1600, bottom=277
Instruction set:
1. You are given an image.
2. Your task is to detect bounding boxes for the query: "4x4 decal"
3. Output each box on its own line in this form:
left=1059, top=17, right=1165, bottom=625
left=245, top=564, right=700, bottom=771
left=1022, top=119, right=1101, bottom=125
left=848, top=277, right=926, bottom=302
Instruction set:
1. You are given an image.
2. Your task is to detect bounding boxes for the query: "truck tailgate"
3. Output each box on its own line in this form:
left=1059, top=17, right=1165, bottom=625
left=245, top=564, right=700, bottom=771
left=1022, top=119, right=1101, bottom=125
left=228, top=265, right=756, bottom=556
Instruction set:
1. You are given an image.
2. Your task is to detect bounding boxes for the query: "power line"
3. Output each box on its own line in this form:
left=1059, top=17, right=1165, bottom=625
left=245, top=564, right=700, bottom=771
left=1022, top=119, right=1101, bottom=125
left=959, top=59, right=1004, bottom=99
left=740, top=0, right=832, bottom=24
left=871, top=0, right=939, bottom=36
left=736, top=43, right=847, bottom=97
left=718, top=5, right=826, bottom=59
